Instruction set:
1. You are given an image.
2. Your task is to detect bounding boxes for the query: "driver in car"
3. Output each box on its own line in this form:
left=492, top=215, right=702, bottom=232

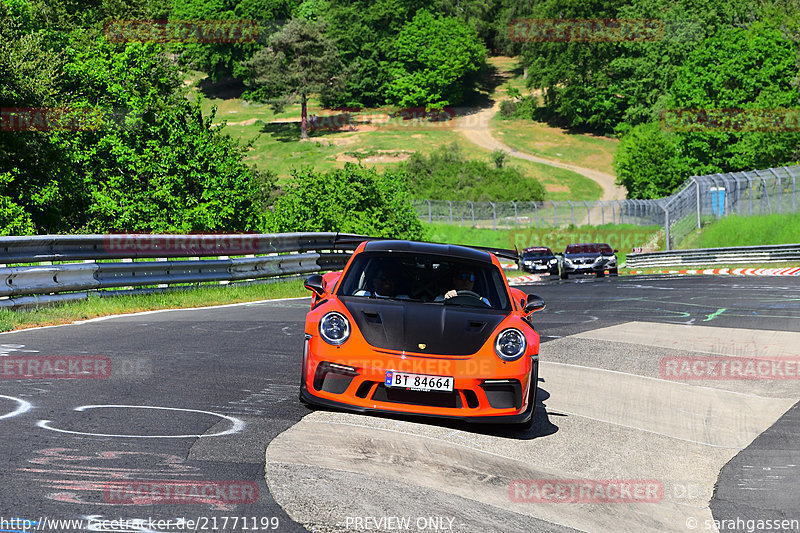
left=438, top=268, right=490, bottom=305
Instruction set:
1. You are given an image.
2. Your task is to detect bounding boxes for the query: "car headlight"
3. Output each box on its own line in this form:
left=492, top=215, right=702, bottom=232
left=319, top=312, right=350, bottom=345
left=548, top=258, right=557, bottom=264
left=564, top=258, right=573, bottom=265
left=494, top=328, right=527, bottom=361
left=606, top=256, right=617, bottom=264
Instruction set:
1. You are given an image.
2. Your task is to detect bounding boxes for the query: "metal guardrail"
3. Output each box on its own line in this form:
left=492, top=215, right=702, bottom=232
left=0, top=233, right=361, bottom=309
left=626, top=243, right=800, bottom=268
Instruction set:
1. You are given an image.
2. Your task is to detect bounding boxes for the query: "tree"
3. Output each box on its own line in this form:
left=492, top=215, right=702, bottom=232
left=612, top=123, right=689, bottom=199
left=267, top=164, right=424, bottom=239
left=668, top=23, right=800, bottom=174
left=387, top=10, right=486, bottom=108
left=169, top=0, right=298, bottom=82
left=243, top=18, right=343, bottom=139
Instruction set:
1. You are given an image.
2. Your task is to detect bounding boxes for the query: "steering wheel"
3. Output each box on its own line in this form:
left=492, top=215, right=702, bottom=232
left=455, top=290, right=482, bottom=299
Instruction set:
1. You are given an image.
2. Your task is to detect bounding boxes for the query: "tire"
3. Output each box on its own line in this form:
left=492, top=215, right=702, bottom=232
left=610, top=268, right=619, bottom=276
left=560, top=270, right=568, bottom=280
left=596, top=271, right=605, bottom=278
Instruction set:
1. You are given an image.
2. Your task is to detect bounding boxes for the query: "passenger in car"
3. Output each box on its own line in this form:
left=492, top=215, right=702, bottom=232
left=354, top=261, right=408, bottom=298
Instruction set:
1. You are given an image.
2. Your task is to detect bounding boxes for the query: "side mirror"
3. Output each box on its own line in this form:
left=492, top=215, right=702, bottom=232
left=304, top=274, right=326, bottom=297
left=524, top=295, right=546, bottom=314
left=613, top=249, right=619, bottom=253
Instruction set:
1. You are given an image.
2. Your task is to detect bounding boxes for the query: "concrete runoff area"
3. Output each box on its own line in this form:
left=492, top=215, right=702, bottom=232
left=266, top=321, right=799, bottom=533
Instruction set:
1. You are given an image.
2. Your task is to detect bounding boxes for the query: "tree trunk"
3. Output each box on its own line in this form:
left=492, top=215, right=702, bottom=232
left=300, top=93, right=308, bottom=140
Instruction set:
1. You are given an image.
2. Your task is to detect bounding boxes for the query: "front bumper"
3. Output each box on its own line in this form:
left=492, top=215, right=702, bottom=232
left=522, top=262, right=560, bottom=275
left=301, top=336, right=536, bottom=424
left=562, top=262, right=616, bottom=275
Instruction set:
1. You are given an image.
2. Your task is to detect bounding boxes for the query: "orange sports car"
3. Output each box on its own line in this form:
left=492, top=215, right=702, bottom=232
left=300, top=240, right=545, bottom=427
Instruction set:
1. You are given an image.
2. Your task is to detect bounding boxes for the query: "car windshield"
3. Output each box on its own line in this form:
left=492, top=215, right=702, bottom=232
left=565, top=243, right=613, bottom=254
left=337, top=252, right=510, bottom=310
left=523, top=249, right=552, bottom=258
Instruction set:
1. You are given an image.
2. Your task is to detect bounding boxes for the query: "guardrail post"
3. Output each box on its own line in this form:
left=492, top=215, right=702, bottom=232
left=584, top=201, right=591, bottom=225
left=512, top=201, right=518, bottom=226
left=468, top=201, right=475, bottom=226
left=530, top=201, right=538, bottom=228
left=553, top=203, right=558, bottom=228
left=489, top=201, right=497, bottom=230
left=567, top=201, right=575, bottom=226
left=789, top=167, right=797, bottom=212
left=425, top=199, right=432, bottom=223
left=611, top=202, right=616, bottom=225
left=662, top=203, right=671, bottom=251
left=745, top=175, right=754, bottom=215
left=600, top=202, right=605, bottom=224
left=447, top=200, right=453, bottom=224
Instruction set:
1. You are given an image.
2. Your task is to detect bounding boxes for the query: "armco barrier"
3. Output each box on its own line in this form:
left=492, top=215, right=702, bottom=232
left=626, top=243, right=800, bottom=268
left=0, top=233, right=360, bottom=308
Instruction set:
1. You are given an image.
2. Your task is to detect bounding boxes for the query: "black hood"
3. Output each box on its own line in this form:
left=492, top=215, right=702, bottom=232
left=342, top=298, right=505, bottom=355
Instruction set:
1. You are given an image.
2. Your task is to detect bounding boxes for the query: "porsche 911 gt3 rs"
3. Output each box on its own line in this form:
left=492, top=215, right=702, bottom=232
left=300, top=239, right=545, bottom=427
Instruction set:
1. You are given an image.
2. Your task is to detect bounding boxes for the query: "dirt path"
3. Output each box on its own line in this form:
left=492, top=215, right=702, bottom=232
left=454, top=102, right=627, bottom=203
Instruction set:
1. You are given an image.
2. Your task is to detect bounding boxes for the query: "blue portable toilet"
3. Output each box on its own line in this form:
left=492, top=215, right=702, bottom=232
left=708, top=187, right=725, bottom=217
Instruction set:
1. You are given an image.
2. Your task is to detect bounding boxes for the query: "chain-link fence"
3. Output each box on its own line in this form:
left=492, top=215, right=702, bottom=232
left=413, top=165, right=800, bottom=250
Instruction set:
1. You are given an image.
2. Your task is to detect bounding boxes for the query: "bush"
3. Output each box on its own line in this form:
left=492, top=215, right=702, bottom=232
left=613, top=123, right=690, bottom=199
left=402, top=143, right=546, bottom=202
left=266, top=164, right=424, bottom=239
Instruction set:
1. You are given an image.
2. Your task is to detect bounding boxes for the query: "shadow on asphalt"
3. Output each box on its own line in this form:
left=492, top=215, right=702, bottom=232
left=301, top=378, right=559, bottom=441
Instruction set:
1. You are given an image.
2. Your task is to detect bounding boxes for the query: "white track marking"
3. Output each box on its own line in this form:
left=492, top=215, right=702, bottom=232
left=37, top=405, right=244, bottom=438
left=0, top=394, right=33, bottom=420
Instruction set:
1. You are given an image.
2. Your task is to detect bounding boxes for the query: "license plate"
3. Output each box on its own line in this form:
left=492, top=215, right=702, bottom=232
left=534, top=265, right=547, bottom=270
left=385, top=371, right=454, bottom=392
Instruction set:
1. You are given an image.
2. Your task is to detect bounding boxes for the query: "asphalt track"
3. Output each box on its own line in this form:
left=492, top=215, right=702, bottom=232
left=1, top=274, right=798, bottom=533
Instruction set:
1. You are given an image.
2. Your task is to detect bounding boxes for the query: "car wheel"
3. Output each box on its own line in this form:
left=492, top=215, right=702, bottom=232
left=596, top=271, right=605, bottom=278
left=560, top=270, right=568, bottom=279
left=610, top=268, right=619, bottom=276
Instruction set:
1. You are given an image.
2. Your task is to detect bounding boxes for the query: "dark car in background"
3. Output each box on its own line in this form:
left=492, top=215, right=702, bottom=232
left=559, top=243, right=618, bottom=279
left=520, top=246, right=559, bottom=276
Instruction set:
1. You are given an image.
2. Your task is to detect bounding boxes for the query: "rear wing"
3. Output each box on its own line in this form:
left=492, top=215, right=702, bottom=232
left=333, top=233, right=520, bottom=263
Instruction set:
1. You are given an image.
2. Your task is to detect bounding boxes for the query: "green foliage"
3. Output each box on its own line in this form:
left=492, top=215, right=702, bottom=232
left=612, top=123, right=689, bottom=199
left=518, top=0, right=776, bottom=134
left=386, top=9, right=486, bottom=108
left=491, top=149, right=507, bottom=168
left=81, top=101, right=273, bottom=232
left=498, top=94, right=538, bottom=119
left=1, top=1, right=273, bottom=235
left=0, top=172, right=35, bottom=235
left=402, top=143, right=546, bottom=201
left=170, top=0, right=297, bottom=81
left=267, top=164, right=424, bottom=239
left=668, top=23, right=800, bottom=174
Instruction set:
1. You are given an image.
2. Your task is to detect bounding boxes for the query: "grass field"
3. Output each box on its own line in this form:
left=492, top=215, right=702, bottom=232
left=425, top=222, right=662, bottom=259
left=678, top=213, right=800, bottom=249
left=184, top=65, right=605, bottom=201
left=482, top=58, right=619, bottom=175
left=0, top=280, right=307, bottom=332
left=492, top=117, right=619, bottom=176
